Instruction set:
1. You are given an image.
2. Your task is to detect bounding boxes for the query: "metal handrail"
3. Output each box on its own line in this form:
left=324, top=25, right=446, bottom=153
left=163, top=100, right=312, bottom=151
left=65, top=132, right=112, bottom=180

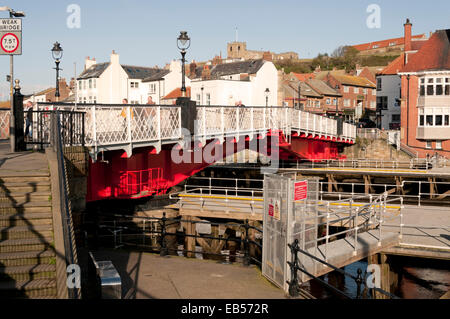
left=50, top=111, right=80, bottom=299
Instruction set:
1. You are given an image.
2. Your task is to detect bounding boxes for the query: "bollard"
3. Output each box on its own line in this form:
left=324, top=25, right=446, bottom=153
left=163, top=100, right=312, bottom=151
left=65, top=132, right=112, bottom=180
left=355, top=268, right=363, bottom=299
left=160, top=212, right=169, bottom=257
left=287, top=239, right=300, bottom=297
left=243, top=219, right=251, bottom=267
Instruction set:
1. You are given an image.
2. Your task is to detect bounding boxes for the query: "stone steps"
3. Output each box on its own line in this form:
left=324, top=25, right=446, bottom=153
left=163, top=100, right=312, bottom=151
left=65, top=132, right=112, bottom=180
left=0, top=212, right=53, bottom=227
left=0, top=168, right=59, bottom=299
left=0, top=181, right=51, bottom=193
left=0, top=278, right=57, bottom=298
left=0, top=264, right=56, bottom=281
left=0, top=191, right=51, bottom=203
left=0, top=224, right=53, bottom=240
left=0, top=250, right=56, bottom=267
left=0, top=237, right=53, bottom=253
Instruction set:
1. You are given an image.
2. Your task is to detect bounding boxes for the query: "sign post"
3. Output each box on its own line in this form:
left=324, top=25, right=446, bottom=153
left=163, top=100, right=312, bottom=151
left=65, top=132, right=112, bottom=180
left=1, top=18, right=22, bottom=152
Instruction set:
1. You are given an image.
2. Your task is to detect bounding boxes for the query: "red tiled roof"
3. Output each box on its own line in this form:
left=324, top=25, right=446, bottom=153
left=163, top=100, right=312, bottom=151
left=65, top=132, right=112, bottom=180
left=162, top=87, right=191, bottom=100
left=292, top=73, right=315, bottom=81
left=378, top=54, right=406, bottom=75
left=401, top=29, right=450, bottom=73
left=353, top=34, right=426, bottom=51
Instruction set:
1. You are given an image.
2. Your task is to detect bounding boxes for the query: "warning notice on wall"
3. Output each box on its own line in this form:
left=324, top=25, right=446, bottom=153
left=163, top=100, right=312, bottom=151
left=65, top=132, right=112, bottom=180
left=267, top=198, right=280, bottom=220
left=294, top=180, right=308, bottom=201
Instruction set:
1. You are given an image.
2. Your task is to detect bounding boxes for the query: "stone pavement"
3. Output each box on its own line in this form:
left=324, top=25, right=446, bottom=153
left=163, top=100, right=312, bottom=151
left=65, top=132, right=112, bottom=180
left=91, top=249, right=287, bottom=299
left=0, top=140, right=48, bottom=174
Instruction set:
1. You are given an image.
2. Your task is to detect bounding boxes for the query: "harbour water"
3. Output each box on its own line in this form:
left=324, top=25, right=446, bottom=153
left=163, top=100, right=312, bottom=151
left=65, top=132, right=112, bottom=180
left=306, top=256, right=450, bottom=299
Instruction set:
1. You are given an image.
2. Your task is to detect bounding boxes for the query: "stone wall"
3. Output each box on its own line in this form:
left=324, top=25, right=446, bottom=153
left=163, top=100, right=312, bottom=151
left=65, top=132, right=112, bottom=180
left=343, top=138, right=412, bottom=161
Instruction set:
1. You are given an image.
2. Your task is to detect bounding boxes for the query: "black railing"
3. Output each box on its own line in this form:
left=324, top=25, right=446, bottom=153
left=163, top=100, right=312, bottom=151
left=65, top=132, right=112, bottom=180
left=94, top=213, right=263, bottom=267
left=50, top=111, right=81, bottom=299
left=287, top=239, right=400, bottom=299
left=25, top=110, right=85, bottom=150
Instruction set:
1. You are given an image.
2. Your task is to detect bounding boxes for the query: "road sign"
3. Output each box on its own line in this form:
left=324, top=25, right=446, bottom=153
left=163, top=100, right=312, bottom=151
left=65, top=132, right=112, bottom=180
left=0, top=19, right=22, bottom=55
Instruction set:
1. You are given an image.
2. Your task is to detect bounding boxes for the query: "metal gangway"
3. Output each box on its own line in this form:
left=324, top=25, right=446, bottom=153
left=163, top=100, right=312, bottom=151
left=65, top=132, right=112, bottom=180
left=261, top=174, right=404, bottom=297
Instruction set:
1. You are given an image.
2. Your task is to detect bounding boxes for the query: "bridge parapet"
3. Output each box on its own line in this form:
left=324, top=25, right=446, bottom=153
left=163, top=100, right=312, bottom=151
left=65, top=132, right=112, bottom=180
left=28, top=103, right=357, bottom=159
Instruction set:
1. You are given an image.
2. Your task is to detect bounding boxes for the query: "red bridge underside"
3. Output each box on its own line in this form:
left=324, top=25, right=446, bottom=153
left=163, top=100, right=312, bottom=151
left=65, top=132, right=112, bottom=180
left=87, top=131, right=353, bottom=202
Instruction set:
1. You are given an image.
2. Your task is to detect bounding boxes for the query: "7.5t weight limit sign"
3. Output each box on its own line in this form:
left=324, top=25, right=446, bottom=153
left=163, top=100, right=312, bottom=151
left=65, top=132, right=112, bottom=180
left=0, top=19, right=22, bottom=55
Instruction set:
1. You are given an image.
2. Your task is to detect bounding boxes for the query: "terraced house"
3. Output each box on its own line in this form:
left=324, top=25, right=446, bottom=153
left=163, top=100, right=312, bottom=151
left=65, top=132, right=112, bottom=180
left=399, top=28, right=450, bottom=158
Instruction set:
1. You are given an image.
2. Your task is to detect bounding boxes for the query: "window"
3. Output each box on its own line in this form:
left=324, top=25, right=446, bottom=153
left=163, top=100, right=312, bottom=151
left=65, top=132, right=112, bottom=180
left=93, top=79, right=97, bottom=89
left=435, top=78, right=443, bottom=95
left=206, top=93, right=211, bottom=106
left=344, top=99, right=350, bottom=107
left=370, top=101, right=376, bottom=108
left=83, top=81, right=86, bottom=90
left=89, top=79, right=92, bottom=89
left=377, top=96, right=388, bottom=110
left=130, top=82, right=139, bottom=89
left=83, top=97, right=87, bottom=104
left=326, top=98, right=331, bottom=105
left=373, top=89, right=376, bottom=95
left=445, top=78, right=450, bottom=95
left=78, top=81, right=82, bottom=90
left=333, top=98, right=337, bottom=105
left=354, top=87, right=359, bottom=94
left=420, top=115, right=424, bottom=126
left=445, top=115, right=449, bottom=126
left=149, top=83, right=156, bottom=94
left=196, top=94, right=200, bottom=103
left=344, top=86, right=349, bottom=93
left=427, top=84, right=434, bottom=95
left=93, top=97, right=97, bottom=104
left=426, top=115, right=433, bottom=126
left=436, top=141, right=442, bottom=150
left=315, top=101, right=320, bottom=108
left=363, top=88, right=367, bottom=95
left=426, top=141, right=432, bottom=149
left=435, top=115, right=443, bottom=126
left=377, top=78, right=382, bottom=91
left=373, top=45, right=379, bottom=49
left=392, top=114, right=400, bottom=122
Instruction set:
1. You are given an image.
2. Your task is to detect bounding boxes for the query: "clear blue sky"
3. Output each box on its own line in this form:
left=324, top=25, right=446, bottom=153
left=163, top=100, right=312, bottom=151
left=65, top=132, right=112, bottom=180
left=0, top=0, right=449, bottom=98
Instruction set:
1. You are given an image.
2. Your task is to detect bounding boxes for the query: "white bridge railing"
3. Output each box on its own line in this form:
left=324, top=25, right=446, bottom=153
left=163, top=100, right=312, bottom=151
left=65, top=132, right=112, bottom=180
left=1, top=103, right=357, bottom=157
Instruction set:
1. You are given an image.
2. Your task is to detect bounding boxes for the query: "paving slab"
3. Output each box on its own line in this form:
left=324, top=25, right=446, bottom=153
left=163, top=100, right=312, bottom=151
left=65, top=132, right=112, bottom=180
left=91, top=249, right=287, bottom=299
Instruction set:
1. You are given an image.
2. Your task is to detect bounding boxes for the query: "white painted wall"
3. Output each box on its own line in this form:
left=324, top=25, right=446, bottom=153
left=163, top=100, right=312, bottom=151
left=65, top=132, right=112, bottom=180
left=190, top=60, right=278, bottom=106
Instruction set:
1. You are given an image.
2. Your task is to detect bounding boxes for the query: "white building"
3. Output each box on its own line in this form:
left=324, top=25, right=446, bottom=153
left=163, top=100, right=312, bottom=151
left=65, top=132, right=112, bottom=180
left=376, top=56, right=403, bottom=130
left=140, top=60, right=189, bottom=104
left=76, top=51, right=186, bottom=104
left=190, top=59, right=278, bottom=106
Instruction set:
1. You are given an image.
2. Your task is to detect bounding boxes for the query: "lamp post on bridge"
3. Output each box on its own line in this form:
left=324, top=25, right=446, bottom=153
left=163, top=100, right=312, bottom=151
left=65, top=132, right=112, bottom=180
left=177, top=31, right=190, bottom=98
left=265, top=88, right=270, bottom=107
left=51, top=41, right=63, bottom=102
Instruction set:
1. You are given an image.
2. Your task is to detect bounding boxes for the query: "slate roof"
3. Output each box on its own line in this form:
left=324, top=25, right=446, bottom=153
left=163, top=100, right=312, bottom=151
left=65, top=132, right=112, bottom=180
left=191, top=59, right=265, bottom=80
left=77, top=63, right=110, bottom=79
left=307, top=79, right=342, bottom=97
left=121, top=65, right=163, bottom=80
left=78, top=63, right=167, bottom=80
left=142, top=69, right=170, bottom=82
left=401, top=29, right=450, bottom=73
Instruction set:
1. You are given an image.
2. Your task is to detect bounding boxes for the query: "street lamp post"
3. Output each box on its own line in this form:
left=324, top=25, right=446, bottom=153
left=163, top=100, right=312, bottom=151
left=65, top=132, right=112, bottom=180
left=298, top=84, right=301, bottom=110
left=265, top=88, right=270, bottom=107
left=177, top=31, right=190, bottom=98
left=51, top=42, right=63, bottom=102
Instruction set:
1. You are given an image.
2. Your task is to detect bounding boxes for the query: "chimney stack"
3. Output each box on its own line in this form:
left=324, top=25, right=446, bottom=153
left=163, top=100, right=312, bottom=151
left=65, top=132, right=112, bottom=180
left=262, top=51, right=273, bottom=62
left=404, top=18, right=412, bottom=52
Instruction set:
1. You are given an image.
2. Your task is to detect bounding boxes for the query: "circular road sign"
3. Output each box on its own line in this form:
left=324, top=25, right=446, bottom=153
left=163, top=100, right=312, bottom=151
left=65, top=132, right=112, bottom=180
left=1, top=33, right=19, bottom=54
